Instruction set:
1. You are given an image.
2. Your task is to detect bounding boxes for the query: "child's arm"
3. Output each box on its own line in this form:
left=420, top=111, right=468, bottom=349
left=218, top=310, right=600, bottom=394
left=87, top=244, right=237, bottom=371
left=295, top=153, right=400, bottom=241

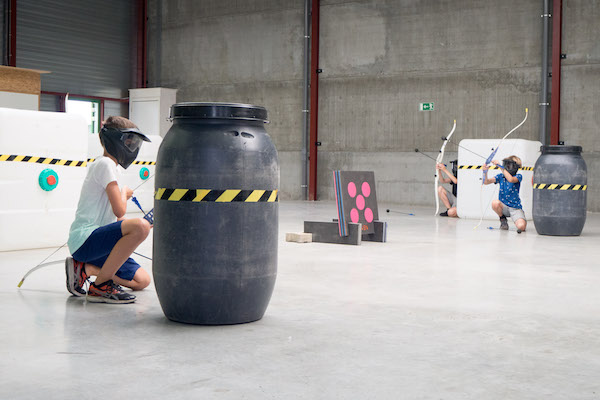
left=482, top=163, right=496, bottom=185
left=436, top=163, right=457, bottom=184
left=501, top=167, right=520, bottom=183
left=436, top=163, right=450, bottom=184
left=491, top=159, right=520, bottom=183
left=106, top=181, right=133, bottom=219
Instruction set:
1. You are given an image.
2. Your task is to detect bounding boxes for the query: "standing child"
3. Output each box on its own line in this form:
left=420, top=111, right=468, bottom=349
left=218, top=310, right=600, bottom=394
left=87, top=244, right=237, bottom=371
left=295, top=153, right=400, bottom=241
left=65, top=116, right=152, bottom=303
left=482, top=155, right=527, bottom=233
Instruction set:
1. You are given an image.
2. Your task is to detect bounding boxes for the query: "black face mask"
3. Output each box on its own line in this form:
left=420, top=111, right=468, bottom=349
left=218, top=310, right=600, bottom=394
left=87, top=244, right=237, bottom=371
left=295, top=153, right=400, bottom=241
left=100, top=127, right=151, bottom=169
left=503, top=159, right=519, bottom=176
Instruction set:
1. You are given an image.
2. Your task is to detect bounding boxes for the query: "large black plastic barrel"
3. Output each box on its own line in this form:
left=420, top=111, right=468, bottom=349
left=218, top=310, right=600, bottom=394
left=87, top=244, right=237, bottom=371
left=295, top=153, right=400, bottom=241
left=532, top=145, right=587, bottom=236
left=153, top=103, right=279, bottom=324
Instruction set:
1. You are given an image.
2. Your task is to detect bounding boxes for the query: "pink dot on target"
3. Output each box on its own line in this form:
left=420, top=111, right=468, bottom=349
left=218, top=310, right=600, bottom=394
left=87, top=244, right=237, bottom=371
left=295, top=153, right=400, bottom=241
left=361, top=182, right=371, bottom=197
left=347, top=182, right=357, bottom=198
left=350, top=208, right=359, bottom=223
left=356, top=195, right=365, bottom=210
left=364, top=208, right=374, bottom=223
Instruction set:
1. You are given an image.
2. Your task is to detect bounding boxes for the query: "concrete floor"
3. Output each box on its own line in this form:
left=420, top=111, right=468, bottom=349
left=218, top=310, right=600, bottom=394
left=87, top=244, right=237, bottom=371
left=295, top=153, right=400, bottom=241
left=1, top=201, right=600, bottom=399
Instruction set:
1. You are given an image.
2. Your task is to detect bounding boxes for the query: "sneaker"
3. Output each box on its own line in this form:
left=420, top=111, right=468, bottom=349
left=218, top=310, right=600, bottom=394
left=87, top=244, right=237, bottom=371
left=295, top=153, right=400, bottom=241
left=439, top=210, right=449, bottom=217
left=86, top=280, right=136, bottom=304
left=65, top=257, right=88, bottom=297
left=500, top=216, right=509, bottom=230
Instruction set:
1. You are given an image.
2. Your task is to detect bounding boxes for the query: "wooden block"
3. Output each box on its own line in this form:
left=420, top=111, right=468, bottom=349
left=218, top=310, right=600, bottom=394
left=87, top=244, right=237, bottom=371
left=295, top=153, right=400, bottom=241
left=304, top=221, right=362, bottom=245
left=285, top=232, right=313, bottom=243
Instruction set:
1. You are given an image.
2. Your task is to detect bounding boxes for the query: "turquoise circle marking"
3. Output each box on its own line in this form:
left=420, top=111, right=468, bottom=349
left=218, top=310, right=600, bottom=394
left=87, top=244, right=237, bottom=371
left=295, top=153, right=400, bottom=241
left=140, top=167, right=150, bottom=180
left=39, top=169, right=59, bottom=191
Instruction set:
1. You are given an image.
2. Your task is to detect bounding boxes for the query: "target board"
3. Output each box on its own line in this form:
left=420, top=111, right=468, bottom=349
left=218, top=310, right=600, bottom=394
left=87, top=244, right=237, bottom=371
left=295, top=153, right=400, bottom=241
left=333, top=171, right=379, bottom=237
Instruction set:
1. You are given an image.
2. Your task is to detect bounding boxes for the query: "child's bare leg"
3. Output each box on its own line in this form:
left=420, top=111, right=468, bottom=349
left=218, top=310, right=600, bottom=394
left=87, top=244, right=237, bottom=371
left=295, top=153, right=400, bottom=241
left=437, top=186, right=452, bottom=209
left=491, top=200, right=504, bottom=217
left=84, top=263, right=101, bottom=277
left=114, top=268, right=151, bottom=291
left=83, top=264, right=150, bottom=290
left=94, top=218, right=151, bottom=285
left=448, top=207, right=457, bottom=217
left=515, top=218, right=527, bottom=231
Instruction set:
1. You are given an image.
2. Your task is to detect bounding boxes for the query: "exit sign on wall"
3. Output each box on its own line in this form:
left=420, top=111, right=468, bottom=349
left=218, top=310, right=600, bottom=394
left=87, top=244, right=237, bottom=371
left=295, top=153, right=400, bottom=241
left=419, top=102, right=434, bottom=111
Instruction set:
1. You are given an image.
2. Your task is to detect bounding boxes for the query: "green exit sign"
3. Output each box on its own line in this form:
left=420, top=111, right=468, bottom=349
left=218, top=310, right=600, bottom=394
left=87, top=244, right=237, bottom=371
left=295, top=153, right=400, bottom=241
left=420, top=102, right=434, bottom=111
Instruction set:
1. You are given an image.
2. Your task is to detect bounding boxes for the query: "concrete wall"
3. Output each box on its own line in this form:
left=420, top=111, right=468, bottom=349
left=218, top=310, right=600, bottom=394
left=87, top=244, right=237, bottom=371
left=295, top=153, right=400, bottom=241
left=317, top=0, right=539, bottom=204
left=147, top=0, right=305, bottom=200
left=148, top=0, right=600, bottom=211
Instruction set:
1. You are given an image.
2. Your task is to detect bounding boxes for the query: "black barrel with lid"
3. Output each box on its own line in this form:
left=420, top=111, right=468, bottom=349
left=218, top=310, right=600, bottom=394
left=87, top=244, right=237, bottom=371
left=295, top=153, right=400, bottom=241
left=532, top=145, right=587, bottom=236
left=153, top=103, right=279, bottom=324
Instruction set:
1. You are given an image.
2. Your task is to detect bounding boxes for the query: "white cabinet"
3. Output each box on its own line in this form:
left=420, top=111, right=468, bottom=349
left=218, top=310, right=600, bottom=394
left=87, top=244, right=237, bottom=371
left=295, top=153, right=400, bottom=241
left=128, top=88, right=177, bottom=137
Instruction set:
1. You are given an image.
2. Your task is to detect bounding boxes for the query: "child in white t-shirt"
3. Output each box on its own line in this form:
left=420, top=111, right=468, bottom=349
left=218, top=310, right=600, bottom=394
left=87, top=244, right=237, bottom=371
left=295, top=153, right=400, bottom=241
left=65, top=116, right=152, bottom=304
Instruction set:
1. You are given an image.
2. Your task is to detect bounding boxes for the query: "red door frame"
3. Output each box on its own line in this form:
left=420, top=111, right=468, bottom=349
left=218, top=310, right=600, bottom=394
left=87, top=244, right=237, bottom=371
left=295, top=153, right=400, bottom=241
left=7, top=0, right=17, bottom=66
left=136, top=0, right=148, bottom=88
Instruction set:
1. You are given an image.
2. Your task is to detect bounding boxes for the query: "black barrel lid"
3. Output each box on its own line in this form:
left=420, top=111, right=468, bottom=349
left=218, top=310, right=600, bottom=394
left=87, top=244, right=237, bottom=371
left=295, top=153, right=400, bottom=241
left=541, top=145, right=583, bottom=154
left=170, top=102, right=268, bottom=122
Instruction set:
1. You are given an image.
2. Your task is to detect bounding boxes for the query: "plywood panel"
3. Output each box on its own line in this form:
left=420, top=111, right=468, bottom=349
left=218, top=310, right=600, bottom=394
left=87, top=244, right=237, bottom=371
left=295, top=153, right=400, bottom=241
left=0, top=66, right=48, bottom=95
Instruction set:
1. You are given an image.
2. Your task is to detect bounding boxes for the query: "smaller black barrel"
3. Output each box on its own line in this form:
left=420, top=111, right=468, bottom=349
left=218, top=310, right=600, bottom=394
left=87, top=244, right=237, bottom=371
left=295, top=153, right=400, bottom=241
left=532, top=145, right=587, bottom=236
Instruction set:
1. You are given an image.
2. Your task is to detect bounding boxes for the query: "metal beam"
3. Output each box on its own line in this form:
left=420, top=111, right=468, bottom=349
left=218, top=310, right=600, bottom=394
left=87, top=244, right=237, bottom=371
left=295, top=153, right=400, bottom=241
left=550, top=0, right=563, bottom=145
left=41, top=91, right=129, bottom=103
left=136, top=0, right=148, bottom=88
left=7, top=0, right=16, bottom=66
left=302, top=0, right=310, bottom=200
left=539, top=0, right=550, bottom=145
left=308, top=0, right=320, bottom=201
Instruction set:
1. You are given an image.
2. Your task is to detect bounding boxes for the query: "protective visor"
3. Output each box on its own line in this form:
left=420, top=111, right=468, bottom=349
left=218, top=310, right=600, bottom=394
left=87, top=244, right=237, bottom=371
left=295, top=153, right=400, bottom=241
left=120, top=129, right=151, bottom=152
left=502, top=159, right=519, bottom=175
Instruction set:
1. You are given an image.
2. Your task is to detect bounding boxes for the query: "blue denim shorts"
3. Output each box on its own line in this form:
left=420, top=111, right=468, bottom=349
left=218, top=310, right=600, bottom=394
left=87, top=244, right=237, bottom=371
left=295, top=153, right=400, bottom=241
left=72, top=221, right=141, bottom=282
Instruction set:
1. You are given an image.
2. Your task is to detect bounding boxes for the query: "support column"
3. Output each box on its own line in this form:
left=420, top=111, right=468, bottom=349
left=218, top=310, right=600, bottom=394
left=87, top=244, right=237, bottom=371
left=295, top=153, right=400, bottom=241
left=136, top=0, right=148, bottom=88
left=539, top=0, right=551, bottom=145
left=550, top=0, right=563, bottom=145
left=6, top=0, right=17, bottom=67
left=308, top=0, right=320, bottom=201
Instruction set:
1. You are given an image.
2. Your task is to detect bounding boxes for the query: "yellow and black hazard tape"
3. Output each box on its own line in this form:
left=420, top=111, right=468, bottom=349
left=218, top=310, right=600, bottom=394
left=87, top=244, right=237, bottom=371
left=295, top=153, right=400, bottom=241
left=87, top=158, right=155, bottom=165
left=533, top=183, right=587, bottom=191
left=155, top=188, right=278, bottom=203
left=0, top=154, right=87, bottom=167
left=1, top=154, right=157, bottom=167
left=459, top=165, right=534, bottom=171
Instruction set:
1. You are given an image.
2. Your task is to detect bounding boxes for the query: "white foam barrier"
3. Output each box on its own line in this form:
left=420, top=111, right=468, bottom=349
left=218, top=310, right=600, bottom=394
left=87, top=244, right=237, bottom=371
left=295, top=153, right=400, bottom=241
left=456, top=139, right=542, bottom=220
left=87, top=133, right=104, bottom=161
left=0, top=108, right=88, bottom=251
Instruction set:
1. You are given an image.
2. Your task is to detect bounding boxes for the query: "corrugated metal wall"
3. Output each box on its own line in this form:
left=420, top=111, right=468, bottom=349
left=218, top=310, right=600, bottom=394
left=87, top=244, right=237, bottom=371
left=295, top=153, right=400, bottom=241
left=105, top=101, right=128, bottom=119
left=16, top=0, right=137, bottom=111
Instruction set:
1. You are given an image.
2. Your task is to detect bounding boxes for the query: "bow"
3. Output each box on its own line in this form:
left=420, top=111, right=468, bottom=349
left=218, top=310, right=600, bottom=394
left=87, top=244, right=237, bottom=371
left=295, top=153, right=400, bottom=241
left=131, top=195, right=154, bottom=225
left=435, top=120, right=457, bottom=215
left=474, top=108, right=528, bottom=229
left=481, top=108, right=528, bottom=183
